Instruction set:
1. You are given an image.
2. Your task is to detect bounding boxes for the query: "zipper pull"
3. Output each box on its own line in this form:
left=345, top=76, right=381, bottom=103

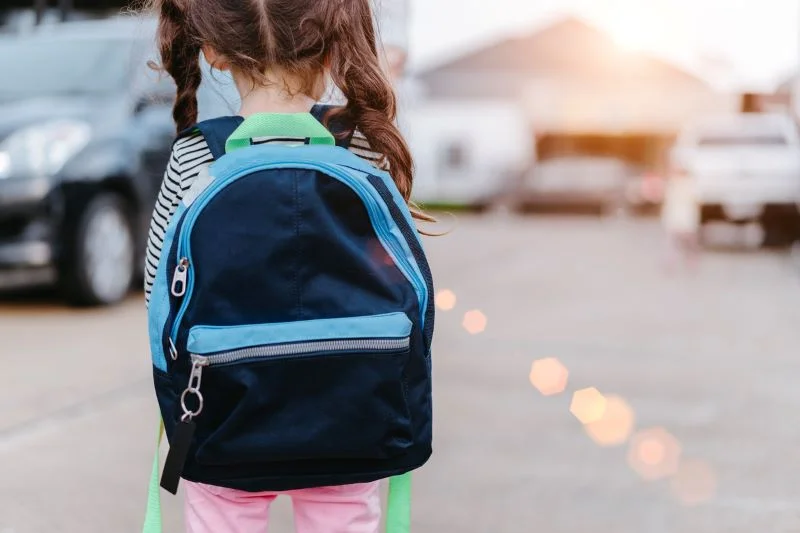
left=187, top=356, right=209, bottom=393
left=178, top=357, right=208, bottom=423
left=168, top=337, right=178, bottom=360
left=171, top=258, right=189, bottom=297
left=162, top=355, right=208, bottom=495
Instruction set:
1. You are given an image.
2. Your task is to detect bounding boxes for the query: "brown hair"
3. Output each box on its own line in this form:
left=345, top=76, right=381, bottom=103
left=146, top=0, right=430, bottom=216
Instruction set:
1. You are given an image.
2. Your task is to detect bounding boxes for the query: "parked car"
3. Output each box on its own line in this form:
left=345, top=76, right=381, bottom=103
left=672, top=113, right=800, bottom=246
left=512, top=156, right=631, bottom=215
left=0, top=17, right=237, bottom=305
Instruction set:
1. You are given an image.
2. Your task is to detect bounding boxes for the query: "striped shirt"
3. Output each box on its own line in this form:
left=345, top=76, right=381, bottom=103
left=144, top=129, right=384, bottom=306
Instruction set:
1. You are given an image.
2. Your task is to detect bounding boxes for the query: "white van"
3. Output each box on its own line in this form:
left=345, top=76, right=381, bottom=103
left=403, top=100, right=534, bottom=209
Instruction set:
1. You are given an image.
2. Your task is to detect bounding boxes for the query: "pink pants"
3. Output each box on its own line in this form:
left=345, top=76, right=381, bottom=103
left=184, top=480, right=382, bottom=533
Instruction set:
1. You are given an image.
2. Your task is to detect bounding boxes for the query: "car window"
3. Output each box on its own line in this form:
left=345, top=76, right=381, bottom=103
left=696, top=134, right=788, bottom=147
left=688, top=116, right=793, bottom=148
left=0, top=37, right=140, bottom=101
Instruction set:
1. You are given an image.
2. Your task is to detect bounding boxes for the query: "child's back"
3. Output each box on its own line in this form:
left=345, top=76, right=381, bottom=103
left=142, top=1, right=434, bottom=532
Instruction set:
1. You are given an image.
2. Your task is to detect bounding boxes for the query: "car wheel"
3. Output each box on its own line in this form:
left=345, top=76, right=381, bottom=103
left=60, top=194, right=135, bottom=306
left=762, top=219, right=796, bottom=248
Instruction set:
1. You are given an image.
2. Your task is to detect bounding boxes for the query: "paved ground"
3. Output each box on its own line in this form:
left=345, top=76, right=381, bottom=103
left=2, top=214, right=800, bottom=533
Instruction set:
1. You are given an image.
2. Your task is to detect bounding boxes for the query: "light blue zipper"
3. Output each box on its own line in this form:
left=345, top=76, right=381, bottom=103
left=169, top=161, right=428, bottom=349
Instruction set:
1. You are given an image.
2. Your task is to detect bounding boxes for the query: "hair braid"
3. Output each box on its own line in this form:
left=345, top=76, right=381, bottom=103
left=150, top=0, right=202, bottom=131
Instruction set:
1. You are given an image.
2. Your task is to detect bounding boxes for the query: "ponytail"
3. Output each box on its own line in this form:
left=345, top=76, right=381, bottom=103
left=326, top=1, right=416, bottom=202
left=150, top=0, right=202, bottom=131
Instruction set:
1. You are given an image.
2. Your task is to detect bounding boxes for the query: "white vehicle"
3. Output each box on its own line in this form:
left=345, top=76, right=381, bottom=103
left=672, top=113, right=800, bottom=245
left=404, top=100, right=533, bottom=209
left=514, top=156, right=632, bottom=215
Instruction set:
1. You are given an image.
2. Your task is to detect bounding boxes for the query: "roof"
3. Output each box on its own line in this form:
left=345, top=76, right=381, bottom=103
left=420, top=16, right=708, bottom=87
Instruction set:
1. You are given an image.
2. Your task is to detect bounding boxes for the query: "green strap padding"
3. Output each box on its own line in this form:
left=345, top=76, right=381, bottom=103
left=386, top=473, right=412, bottom=533
left=143, top=425, right=413, bottom=533
left=142, top=419, right=164, bottom=533
left=225, top=112, right=335, bottom=153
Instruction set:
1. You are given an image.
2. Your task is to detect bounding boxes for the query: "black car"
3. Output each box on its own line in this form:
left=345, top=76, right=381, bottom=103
left=0, top=17, right=237, bottom=305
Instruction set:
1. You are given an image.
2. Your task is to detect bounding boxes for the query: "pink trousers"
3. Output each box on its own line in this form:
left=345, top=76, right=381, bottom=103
left=184, top=480, right=382, bottom=533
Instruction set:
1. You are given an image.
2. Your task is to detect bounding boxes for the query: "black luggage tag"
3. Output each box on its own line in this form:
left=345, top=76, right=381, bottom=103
left=160, top=420, right=196, bottom=494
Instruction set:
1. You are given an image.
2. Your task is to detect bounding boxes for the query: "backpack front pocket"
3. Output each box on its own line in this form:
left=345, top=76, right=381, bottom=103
left=183, top=313, right=414, bottom=465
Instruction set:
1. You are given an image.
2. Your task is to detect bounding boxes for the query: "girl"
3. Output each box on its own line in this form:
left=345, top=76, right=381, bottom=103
left=143, top=0, right=427, bottom=531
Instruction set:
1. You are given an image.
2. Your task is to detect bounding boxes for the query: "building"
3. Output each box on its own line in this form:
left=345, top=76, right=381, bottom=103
left=417, top=17, right=737, bottom=169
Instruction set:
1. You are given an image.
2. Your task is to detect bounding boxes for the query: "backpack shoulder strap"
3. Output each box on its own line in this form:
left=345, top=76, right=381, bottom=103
left=176, top=116, right=245, bottom=160
left=310, top=104, right=355, bottom=149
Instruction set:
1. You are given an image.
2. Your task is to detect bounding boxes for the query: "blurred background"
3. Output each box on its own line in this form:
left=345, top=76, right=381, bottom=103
left=2, top=1, right=800, bottom=532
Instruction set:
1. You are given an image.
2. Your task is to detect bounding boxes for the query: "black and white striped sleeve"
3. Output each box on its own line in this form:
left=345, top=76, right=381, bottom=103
left=349, top=130, right=388, bottom=170
left=143, top=133, right=214, bottom=307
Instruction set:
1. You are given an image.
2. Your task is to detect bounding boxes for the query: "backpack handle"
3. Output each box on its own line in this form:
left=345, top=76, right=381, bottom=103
left=225, top=112, right=335, bottom=153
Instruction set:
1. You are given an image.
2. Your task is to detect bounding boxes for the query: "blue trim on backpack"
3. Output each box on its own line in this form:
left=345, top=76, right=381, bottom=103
left=167, top=145, right=429, bottom=349
left=149, top=203, right=188, bottom=371
left=210, top=144, right=379, bottom=183
left=187, top=313, right=412, bottom=355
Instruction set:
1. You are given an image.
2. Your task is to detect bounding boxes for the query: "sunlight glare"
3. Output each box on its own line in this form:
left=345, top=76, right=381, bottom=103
left=462, top=310, right=487, bottom=335
left=570, top=388, right=607, bottom=425
left=435, top=289, right=457, bottom=311
left=529, top=358, right=569, bottom=396
left=584, top=394, right=635, bottom=447
left=628, top=427, right=681, bottom=480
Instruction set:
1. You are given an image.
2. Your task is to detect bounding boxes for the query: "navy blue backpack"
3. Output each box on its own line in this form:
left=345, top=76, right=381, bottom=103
left=144, top=106, right=434, bottom=532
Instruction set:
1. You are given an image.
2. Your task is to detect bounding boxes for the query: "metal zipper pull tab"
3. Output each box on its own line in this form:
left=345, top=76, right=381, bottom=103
left=171, top=258, right=189, bottom=297
left=168, top=337, right=179, bottom=361
left=187, top=356, right=208, bottom=396
left=179, top=356, right=209, bottom=422
left=163, top=355, right=209, bottom=495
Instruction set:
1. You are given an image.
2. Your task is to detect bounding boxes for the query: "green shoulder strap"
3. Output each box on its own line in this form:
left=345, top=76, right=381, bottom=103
left=387, top=472, right=413, bottom=533
left=224, top=112, right=335, bottom=153
left=142, top=420, right=164, bottom=533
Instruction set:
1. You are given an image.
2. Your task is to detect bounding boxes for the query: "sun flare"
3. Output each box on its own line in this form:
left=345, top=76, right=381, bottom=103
left=609, top=17, right=653, bottom=52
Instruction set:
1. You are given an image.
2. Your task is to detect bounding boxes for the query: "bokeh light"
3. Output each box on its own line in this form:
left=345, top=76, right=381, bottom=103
left=627, top=427, right=681, bottom=480
left=584, top=394, right=635, bottom=446
left=570, top=387, right=607, bottom=424
left=671, top=459, right=717, bottom=506
left=435, top=289, right=457, bottom=311
left=529, top=358, right=569, bottom=396
left=367, top=240, right=396, bottom=267
left=462, top=310, right=487, bottom=335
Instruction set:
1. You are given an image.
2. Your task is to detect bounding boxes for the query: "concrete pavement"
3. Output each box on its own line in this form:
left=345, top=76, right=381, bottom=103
left=2, top=215, right=800, bottom=533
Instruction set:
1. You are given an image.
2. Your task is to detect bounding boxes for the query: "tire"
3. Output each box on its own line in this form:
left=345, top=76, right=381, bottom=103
left=60, top=194, right=135, bottom=306
left=759, top=207, right=799, bottom=248
left=762, top=219, right=796, bottom=248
